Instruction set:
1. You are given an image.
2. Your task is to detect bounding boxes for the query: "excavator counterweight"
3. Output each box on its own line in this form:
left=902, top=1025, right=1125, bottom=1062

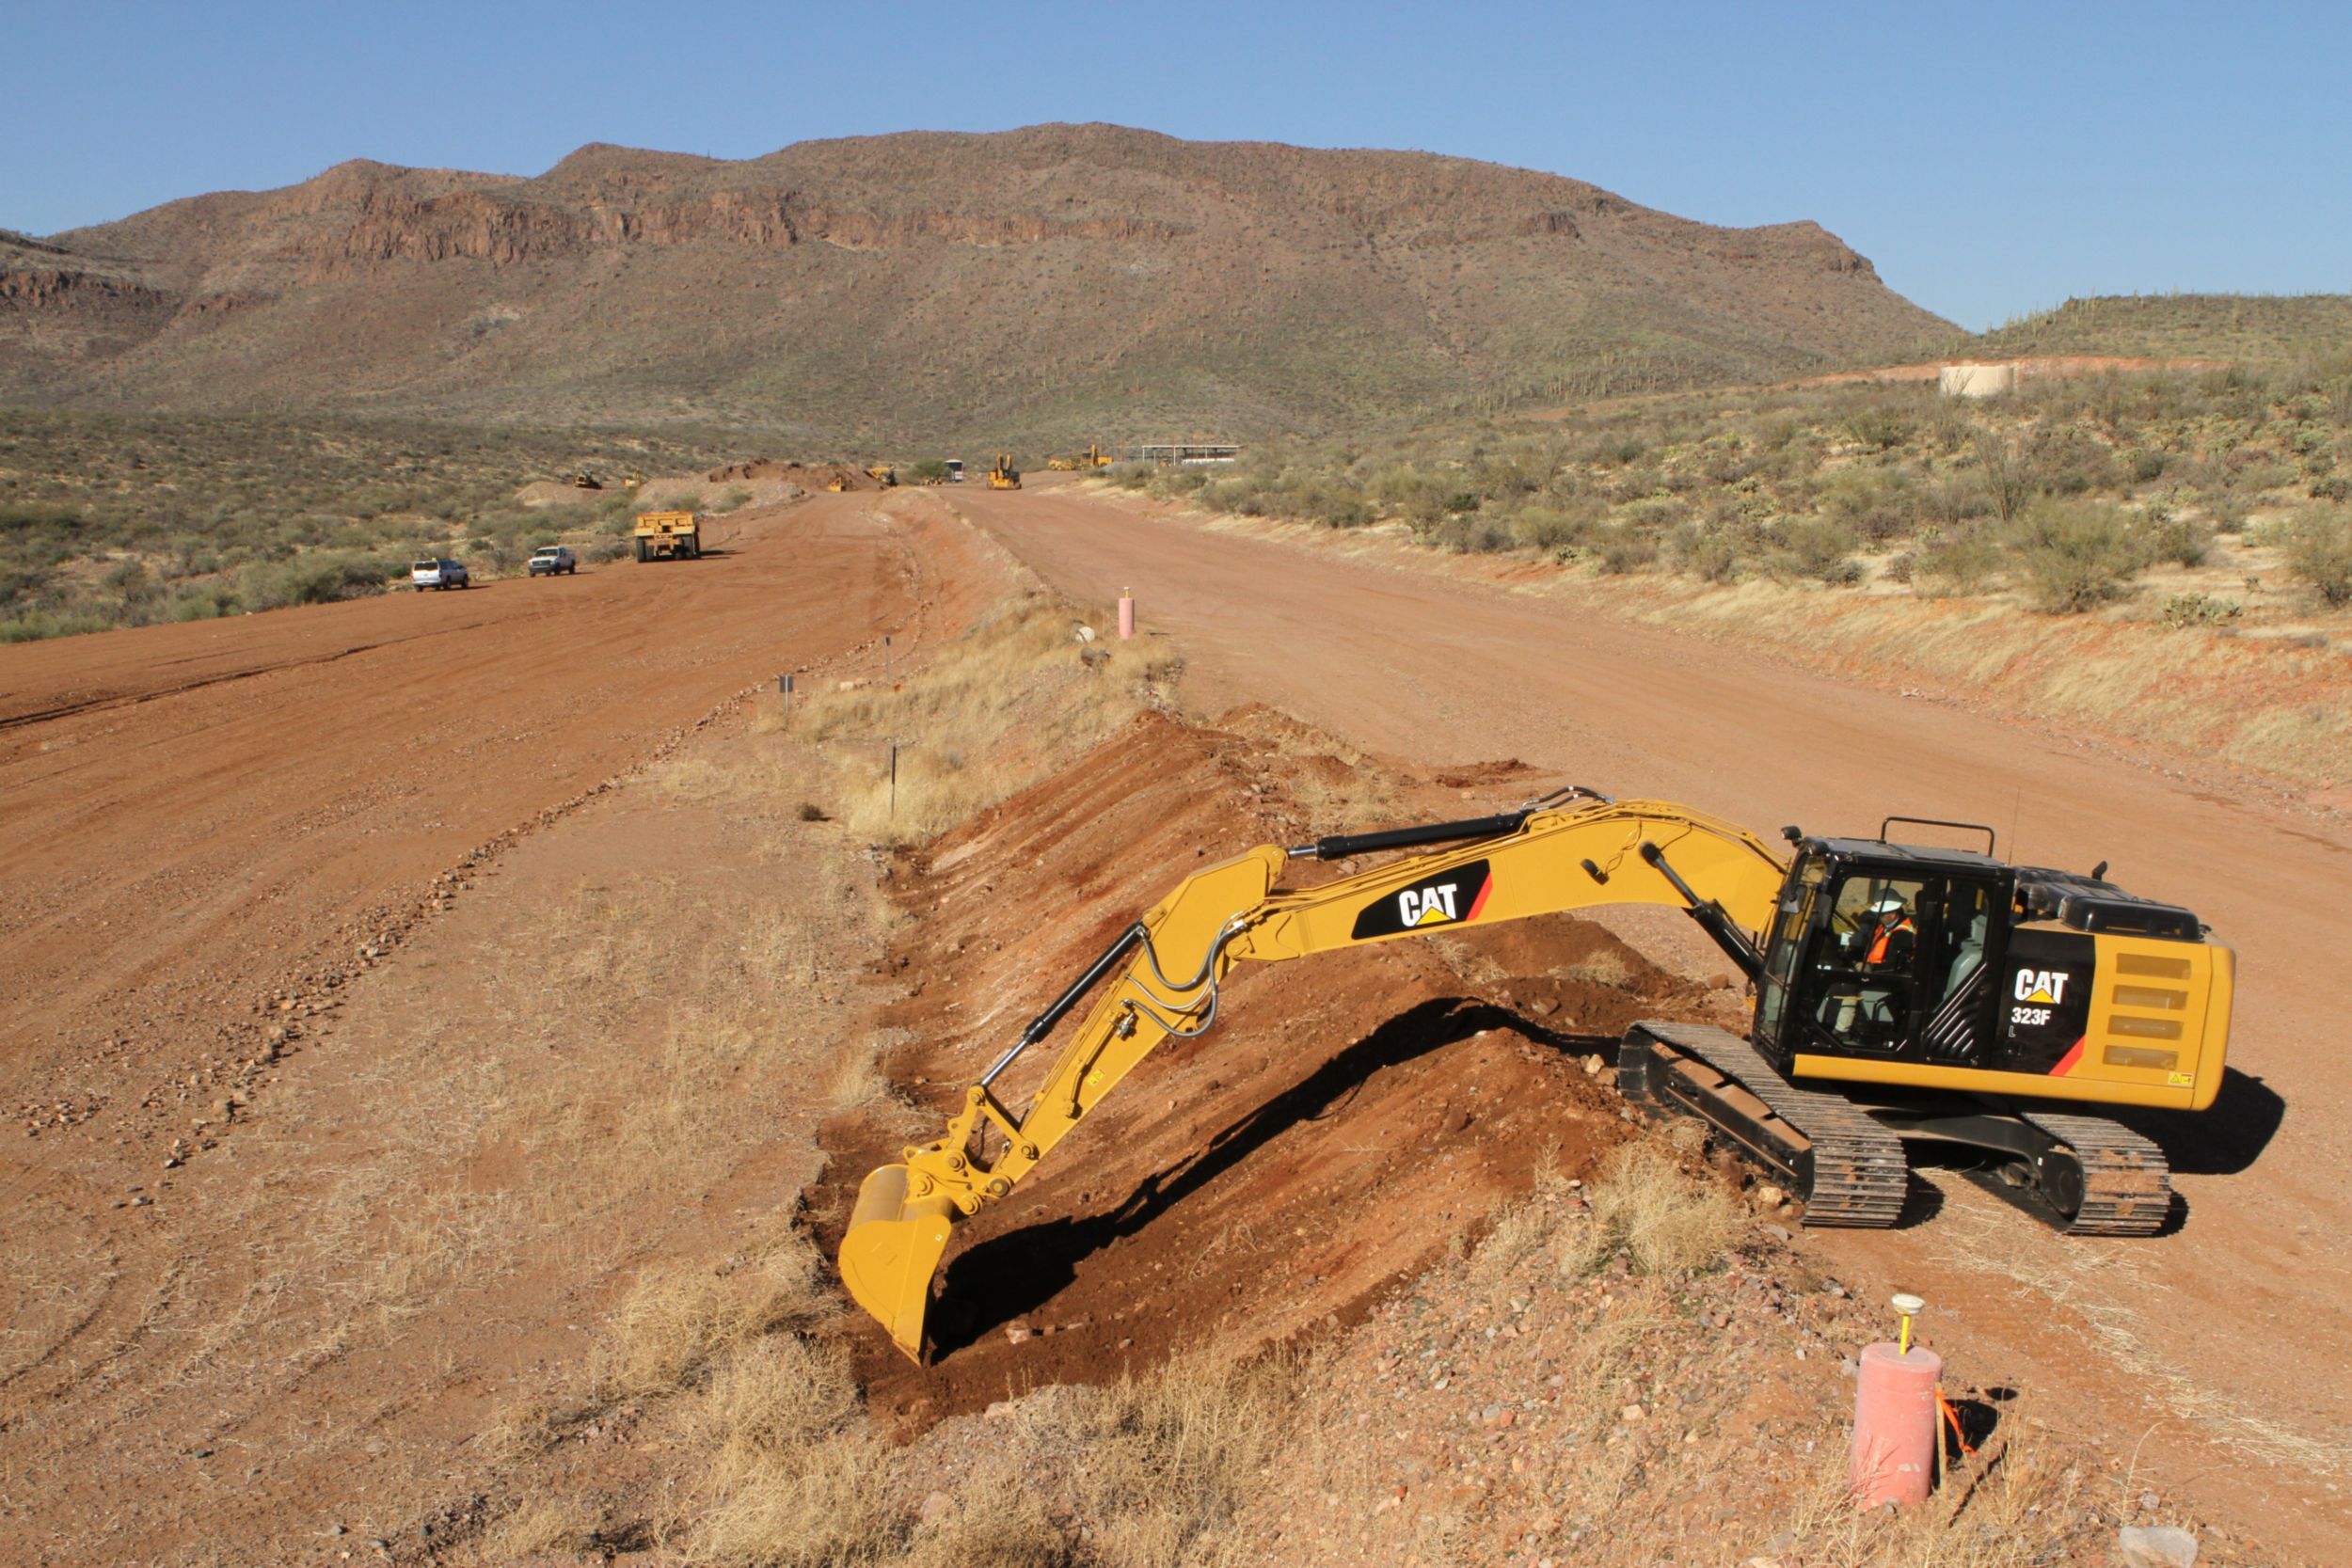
left=835, top=791, right=2233, bottom=1361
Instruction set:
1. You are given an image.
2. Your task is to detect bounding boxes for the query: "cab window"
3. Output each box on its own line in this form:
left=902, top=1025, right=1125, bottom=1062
left=1809, top=873, right=1928, bottom=1051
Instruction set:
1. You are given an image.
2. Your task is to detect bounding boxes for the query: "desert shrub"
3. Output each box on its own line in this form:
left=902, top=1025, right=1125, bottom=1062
left=1918, top=396, right=1975, bottom=454
left=1775, top=516, right=1864, bottom=585
left=2124, top=448, right=2169, bottom=483
left=1913, top=527, right=2004, bottom=596
left=2160, top=592, right=2242, bottom=627
left=2026, top=423, right=2123, bottom=495
left=1919, top=472, right=1992, bottom=528
left=0, top=608, right=116, bottom=642
left=171, top=585, right=238, bottom=621
left=1973, top=431, right=2036, bottom=522
left=2286, top=508, right=2352, bottom=606
left=1596, top=527, right=1659, bottom=575
left=1817, top=467, right=1917, bottom=542
left=2004, top=499, right=2146, bottom=612
left=2200, top=483, right=2253, bottom=532
left=908, top=458, right=951, bottom=484
left=2310, top=474, right=2352, bottom=501
left=1843, top=406, right=1913, bottom=451
left=1510, top=505, right=1582, bottom=551
left=2141, top=505, right=2212, bottom=567
left=2227, top=455, right=2299, bottom=493
left=237, top=551, right=393, bottom=610
left=1671, top=525, right=1742, bottom=583
left=1428, top=514, right=1512, bottom=553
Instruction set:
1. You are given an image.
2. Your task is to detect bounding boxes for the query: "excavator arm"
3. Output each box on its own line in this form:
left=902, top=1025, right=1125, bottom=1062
left=836, top=793, right=1789, bottom=1359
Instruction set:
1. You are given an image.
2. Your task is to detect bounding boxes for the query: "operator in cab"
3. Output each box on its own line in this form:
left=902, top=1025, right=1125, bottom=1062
left=1861, top=891, right=1916, bottom=969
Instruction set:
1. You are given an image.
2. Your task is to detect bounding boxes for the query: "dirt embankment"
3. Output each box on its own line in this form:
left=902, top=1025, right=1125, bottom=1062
left=813, top=706, right=1727, bottom=1428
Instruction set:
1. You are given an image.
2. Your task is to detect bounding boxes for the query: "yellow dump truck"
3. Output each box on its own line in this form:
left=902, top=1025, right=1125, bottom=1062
left=632, top=510, right=702, bottom=562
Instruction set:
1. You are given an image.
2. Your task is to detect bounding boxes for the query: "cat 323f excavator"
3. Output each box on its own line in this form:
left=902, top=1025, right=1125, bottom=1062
left=838, top=791, right=2233, bottom=1360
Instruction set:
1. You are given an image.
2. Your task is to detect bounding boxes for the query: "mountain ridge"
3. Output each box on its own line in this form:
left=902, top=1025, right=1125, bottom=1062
left=4, top=122, right=1951, bottom=439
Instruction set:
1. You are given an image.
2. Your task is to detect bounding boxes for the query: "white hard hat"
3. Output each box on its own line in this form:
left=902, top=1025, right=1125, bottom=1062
left=1870, top=892, right=1908, bottom=913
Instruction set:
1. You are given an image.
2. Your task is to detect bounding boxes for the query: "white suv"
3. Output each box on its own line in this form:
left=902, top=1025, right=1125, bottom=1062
left=411, top=558, right=470, bottom=591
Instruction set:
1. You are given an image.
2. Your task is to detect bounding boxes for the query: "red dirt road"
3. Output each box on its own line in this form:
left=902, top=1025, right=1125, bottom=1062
left=1, top=499, right=913, bottom=1111
left=0, top=496, right=916, bottom=1409
left=950, top=478, right=2352, bottom=1547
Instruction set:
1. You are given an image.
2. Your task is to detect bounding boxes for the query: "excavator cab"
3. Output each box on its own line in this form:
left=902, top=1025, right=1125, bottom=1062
left=1748, top=824, right=2217, bottom=1101
left=1752, top=837, right=2003, bottom=1069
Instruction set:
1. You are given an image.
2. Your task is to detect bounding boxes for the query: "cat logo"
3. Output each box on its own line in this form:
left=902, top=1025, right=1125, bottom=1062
left=1350, top=859, right=1494, bottom=941
left=2013, top=968, right=2072, bottom=1006
left=1398, top=883, right=1461, bottom=927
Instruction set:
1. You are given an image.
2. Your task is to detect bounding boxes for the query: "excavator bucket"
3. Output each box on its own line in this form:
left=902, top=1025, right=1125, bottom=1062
left=837, top=1163, right=957, bottom=1362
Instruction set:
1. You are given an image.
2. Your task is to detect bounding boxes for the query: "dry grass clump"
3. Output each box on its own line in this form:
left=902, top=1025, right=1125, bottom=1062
left=592, top=1243, right=833, bottom=1405
left=1059, top=1351, right=1295, bottom=1568
left=477, top=1497, right=602, bottom=1561
left=771, top=589, right=1177, bottom=842
left=692, top=1335, right=899, bottom=1568
left=688, top=1341, right=1289, bottom=1568
left=1579, top=1139, right=1742, bottom=1278
left=1781, top=1418, right=2090, bottom=1568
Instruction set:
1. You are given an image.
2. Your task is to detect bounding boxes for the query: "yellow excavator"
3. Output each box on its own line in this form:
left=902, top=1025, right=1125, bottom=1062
left=838, top=791, right=2233, bottom=1360
left=988, top=453, right=1022, bottom=490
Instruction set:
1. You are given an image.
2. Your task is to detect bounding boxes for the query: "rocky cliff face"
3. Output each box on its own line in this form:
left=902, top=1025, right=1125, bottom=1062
left=3, top=124, right=1949, bottom=437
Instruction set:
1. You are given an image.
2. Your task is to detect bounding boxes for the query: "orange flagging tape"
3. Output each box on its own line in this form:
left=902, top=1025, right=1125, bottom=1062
left=1936, top=1391, right=1978, bottom=1457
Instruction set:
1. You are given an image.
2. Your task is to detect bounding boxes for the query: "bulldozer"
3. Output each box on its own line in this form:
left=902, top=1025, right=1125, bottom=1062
left=987, top=453, right=1022, bottom=490
left=866, top=464, right=898, bottom=487
left=838, top=791, right=2233, bottom=1360
left=570, top=470, right=603, bottom=490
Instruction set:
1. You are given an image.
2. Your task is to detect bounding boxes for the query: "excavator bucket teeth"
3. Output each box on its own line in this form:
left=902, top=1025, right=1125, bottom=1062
left=838, top=1164, right=957, bottom=1363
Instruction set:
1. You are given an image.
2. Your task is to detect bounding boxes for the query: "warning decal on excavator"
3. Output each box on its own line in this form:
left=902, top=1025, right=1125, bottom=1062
left=1351, top=860, right=1493, bottom=940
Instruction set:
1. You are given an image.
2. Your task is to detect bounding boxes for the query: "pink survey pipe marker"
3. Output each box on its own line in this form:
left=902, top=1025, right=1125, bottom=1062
left=1118, top=589, right=1134, bottom=640
left=1851, top=1342, right=1942, bottom=1508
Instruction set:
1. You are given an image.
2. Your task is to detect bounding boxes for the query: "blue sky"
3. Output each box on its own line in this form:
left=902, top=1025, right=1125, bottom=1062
left=7, top=0, right=2346, bottom=328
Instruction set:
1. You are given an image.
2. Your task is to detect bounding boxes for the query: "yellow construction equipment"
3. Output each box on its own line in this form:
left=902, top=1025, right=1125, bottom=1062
left=839, top=793, right=2233, bottom=1360
left=631, top=509, right=701, bottom=562
left=1047, top=443, right=1114, bottom=471
left=571, top=470, right=602, bottom=490
left=866, top=464, right=898, bottom=486
left=987, top=453, right=1022, bottom=490
left=624, top=471, right=644, bottom=489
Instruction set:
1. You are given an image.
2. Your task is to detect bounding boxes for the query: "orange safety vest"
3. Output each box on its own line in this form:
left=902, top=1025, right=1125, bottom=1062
left=1866, top=915, right=1915, bottom=965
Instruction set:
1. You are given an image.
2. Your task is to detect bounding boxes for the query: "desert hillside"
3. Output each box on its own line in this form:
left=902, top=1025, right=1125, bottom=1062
left=1, top=124, right=1950, bottom=438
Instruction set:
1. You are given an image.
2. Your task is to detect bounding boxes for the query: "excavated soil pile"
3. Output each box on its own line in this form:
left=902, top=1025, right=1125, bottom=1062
left=816, top=708, right=1719, bottom=1430
left=707, top=457, right=877, bottom=490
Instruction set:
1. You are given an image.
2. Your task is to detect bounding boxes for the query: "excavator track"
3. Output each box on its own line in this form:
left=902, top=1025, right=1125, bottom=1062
left=1621, top=1022, right=1909, bottom=1228
left=2014, top=1110, right=2172, bottom=1236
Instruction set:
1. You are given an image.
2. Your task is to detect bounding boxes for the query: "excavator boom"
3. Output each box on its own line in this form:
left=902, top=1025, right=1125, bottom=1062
left=836, top=794, right=1788, bottom=1359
